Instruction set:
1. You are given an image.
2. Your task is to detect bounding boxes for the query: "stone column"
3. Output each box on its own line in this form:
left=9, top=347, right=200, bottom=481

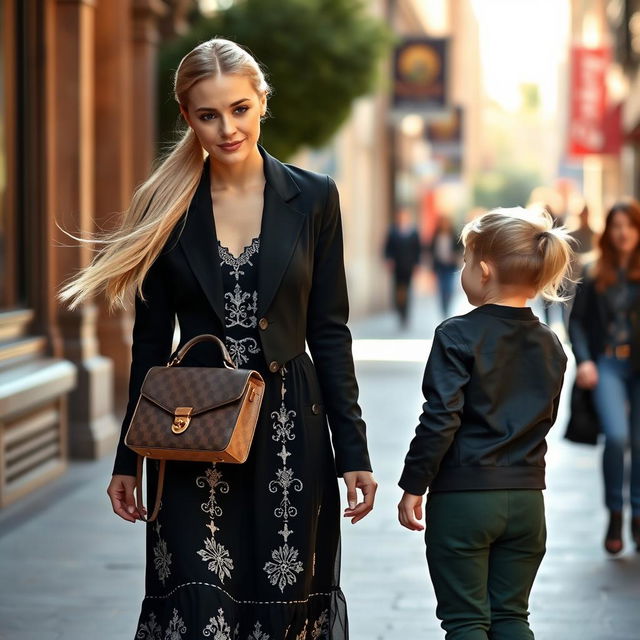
left=131, top=0, right=167, bottom=186
left=54, top=0, right=118, bottom=458
left=93, top=0, right=134, bottom=413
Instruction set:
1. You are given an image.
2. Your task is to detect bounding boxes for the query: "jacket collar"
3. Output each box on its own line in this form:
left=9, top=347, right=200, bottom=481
left=177, top=145, right=306, bottom=326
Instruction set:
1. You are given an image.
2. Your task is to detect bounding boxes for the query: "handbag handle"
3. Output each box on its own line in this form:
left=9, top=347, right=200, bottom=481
left=166, top=333, right=236, bottom=369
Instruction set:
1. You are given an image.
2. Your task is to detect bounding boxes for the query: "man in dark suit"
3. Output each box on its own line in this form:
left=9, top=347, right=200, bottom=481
left=385, top=207, right=422, bottom=327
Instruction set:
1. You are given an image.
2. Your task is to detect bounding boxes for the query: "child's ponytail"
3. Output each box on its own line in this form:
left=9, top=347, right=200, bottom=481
left=461, top=206, right=575, bottom=302
left=535, top=226, right=574, bottom=302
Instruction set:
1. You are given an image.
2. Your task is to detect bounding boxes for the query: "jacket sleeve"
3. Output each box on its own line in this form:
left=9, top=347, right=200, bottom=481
left=112, top=256, right=176, bottom=476
left=398, top=326, right=471, bottom=495
left=306, top=176, right=372, bottom=476
left=568, top=268, right=593, bottom=366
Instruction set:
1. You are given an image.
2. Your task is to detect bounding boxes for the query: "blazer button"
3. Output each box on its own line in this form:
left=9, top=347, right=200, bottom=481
left=311, top=403, right=321, bottom=415
left=269, top=361, right=281, bottom=373
left=259, top=317, right=269, bottom=330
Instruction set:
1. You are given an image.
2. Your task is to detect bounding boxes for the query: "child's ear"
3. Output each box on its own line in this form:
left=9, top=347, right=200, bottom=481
left=479, top=260, right=491, bottom=283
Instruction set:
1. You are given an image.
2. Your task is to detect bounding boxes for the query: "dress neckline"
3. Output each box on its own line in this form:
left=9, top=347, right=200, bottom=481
left=217, top=236, right=261, bottom=261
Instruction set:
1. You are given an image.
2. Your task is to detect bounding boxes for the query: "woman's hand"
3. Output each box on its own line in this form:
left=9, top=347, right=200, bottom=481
left=342, top=471, right=378, bottom=524
left=107, top=474, right=146, bottom=522
left=576, top=360, right=598, bottom=389
left=398, top=491, right=425, bottom=531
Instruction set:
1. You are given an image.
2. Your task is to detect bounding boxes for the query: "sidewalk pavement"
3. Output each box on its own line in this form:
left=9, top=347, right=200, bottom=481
left=1, top=291, right=639, bottom=639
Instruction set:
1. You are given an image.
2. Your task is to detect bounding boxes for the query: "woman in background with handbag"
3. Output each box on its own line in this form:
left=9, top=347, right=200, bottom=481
left=568, top=200, right=640, bottom=555
left=58, top=38, right=376, bottom=639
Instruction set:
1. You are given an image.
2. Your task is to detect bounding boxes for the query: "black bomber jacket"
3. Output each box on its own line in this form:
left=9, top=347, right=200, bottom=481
left=399, top=304, right=567, bottom=495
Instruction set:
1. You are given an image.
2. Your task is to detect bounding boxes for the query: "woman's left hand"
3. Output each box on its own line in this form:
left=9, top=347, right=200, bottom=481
left=342, top=471, right=378, bottom=524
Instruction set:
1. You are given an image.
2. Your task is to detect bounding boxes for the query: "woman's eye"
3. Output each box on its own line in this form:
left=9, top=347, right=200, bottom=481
left=200, top=113, right=216, bottom=121
left=234, top=106, right=249, bottom=115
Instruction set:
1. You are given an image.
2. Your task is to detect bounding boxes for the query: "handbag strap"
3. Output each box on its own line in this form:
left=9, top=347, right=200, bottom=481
left=167, top=333, right=236, bottom=369
left=135, top=456, right=166, bottom=523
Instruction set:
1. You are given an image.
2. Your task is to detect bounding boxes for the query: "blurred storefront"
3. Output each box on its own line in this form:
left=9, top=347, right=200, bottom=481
left=610, top=0, right=640, bottom=198
left=0, top=0, right=170, bottom=507
left=297, top=0, right=482, bottom=316
left=567, top=0, right=640, bottom=226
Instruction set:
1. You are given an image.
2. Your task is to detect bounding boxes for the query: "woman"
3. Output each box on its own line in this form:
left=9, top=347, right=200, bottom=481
left=427, top=215, right=462, bottom=318
left=59, top=38, right=376, bottom=638
left=569, top=200, right=640, bottom=555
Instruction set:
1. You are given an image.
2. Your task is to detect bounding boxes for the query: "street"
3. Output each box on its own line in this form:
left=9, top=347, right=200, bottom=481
left=1, top=295, right=639, bottom=639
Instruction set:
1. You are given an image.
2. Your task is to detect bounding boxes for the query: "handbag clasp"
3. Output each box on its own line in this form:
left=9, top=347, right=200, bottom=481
left=172, top=407, right=193, bottom=434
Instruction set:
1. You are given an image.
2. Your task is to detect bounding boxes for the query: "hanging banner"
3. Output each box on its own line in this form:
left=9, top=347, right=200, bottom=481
left=426, top=106, right=464, bottom=177
left=393, top=38, right=448, bottom=113
left=568, top=46, right=619, bottom=156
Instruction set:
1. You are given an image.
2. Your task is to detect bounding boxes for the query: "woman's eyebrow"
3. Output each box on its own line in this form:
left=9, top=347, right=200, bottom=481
left=195, top=98, right=250, bottom=112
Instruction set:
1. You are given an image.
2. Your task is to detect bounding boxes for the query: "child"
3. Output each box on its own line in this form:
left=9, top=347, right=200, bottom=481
left=398, top=207, right=573, bottom=640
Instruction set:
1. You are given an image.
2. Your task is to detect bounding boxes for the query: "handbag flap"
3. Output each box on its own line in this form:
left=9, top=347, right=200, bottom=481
left=139, top=366, right=253, bottom=416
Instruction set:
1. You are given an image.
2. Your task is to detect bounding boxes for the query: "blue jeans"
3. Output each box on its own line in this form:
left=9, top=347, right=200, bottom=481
left=434, top=265, right=458, bottom=318
left=592, top=355, right=640, bottom=516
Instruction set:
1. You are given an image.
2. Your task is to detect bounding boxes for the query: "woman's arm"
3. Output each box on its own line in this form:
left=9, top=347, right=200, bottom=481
left=306, top=176, right=371, bottom=476
left=568, top=269, right=594, bottom=366
left=112, top=256, right=176, bottom=477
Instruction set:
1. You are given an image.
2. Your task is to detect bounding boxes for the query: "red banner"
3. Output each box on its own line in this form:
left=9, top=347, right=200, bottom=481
left=568, top=46, right=618, bottom=156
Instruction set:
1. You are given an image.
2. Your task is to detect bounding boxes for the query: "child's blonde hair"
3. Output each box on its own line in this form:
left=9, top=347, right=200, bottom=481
left=460, top=206, right=574, bottom=302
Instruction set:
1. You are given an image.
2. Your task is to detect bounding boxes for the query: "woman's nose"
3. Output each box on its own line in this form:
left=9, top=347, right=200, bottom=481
left=219, top=116, right=236, bottom=138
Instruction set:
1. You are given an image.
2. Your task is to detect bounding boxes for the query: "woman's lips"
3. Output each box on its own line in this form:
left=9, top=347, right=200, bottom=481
left=219, top=139, right=244, bottom=152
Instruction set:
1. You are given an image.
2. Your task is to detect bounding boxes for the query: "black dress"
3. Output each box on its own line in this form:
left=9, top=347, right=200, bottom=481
left=135, top=236, right=347, bottom=639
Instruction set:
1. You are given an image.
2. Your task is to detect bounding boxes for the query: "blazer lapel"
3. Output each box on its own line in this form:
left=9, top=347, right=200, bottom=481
left=177, top=158, right=226, bottom=326
left=177, top=146, right=305, bottom=325
left=256, top=145, right=305, bottom=317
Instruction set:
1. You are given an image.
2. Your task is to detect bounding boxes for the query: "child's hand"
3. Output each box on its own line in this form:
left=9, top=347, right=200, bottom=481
left=397, top=491, right=425, bottom=531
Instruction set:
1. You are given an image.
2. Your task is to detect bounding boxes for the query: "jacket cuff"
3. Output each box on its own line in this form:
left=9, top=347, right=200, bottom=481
left=335, top=451, right=373, bottom=477
left=112, top=443, right=138, bottom=477
left=398, top=467, right=429, bottom=495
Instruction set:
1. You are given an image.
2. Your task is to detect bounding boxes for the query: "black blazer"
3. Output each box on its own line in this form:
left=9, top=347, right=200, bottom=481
left=113, top=145, right=371, bottom=477
left=568, top=265, right=640, bottom=371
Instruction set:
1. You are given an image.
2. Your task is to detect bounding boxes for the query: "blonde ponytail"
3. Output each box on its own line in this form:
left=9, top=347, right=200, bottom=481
left=57, top=38, right=271, bottom=312
left=57, top=129, right=203, bottom=312
left=461, top=206, right=575, bottom=302
left=535, top=228, right=574, bottom=302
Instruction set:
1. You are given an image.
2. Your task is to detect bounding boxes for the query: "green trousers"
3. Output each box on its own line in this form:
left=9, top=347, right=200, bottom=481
left=425, top=490, right=546, bottom=640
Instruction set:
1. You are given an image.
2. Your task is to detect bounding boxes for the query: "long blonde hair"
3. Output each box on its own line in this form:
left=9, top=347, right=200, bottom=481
left=461, top=206, right=575, bottom=302
left=57, top=38, right=271, bottom=312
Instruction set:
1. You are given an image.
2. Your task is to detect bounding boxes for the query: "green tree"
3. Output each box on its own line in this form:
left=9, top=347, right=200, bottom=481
left=158, top=0, right=393, bottom=159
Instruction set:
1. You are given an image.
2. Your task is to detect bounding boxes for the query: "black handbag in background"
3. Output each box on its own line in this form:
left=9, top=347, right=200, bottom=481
left=564, top=382, right=600, bottom=445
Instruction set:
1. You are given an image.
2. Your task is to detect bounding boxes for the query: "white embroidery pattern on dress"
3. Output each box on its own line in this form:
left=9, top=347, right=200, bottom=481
left=248, top=621, right=270, bottom=640
left=196, top=466, right=234, bottom=583
left=152, top=518, right=172, bottom=586
left=219, top=241, right=261, bottom=367
left=165, top=609, right=187, bottom=640
left=136, top=609, right=187, bottom=640
left=263, top=369, right=304, bottom=591
left=218, top=237, right=260, bottom=281
left=311, top=610, right=330, bottom=639
left=137, top=612, right=162, bottom=640
left=203, top=608, right=239, bottom=639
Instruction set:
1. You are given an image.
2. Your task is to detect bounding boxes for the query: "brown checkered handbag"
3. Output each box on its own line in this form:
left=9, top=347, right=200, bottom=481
left=124, top=333, right=265, bottom=522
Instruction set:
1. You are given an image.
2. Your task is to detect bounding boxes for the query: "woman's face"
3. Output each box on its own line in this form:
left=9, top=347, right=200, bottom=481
left=608, top=210, right=640, bottom=256
left=180, top=73, right=266, bottom=166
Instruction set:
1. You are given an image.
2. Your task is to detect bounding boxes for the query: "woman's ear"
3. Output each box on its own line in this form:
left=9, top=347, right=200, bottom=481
left=179, top=104, right=191, bottom=128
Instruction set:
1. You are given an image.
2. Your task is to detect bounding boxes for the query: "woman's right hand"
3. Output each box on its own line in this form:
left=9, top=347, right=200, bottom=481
left=576, top=360, right=598, bottom=389
left=108, top=474, right=144, bottom=522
